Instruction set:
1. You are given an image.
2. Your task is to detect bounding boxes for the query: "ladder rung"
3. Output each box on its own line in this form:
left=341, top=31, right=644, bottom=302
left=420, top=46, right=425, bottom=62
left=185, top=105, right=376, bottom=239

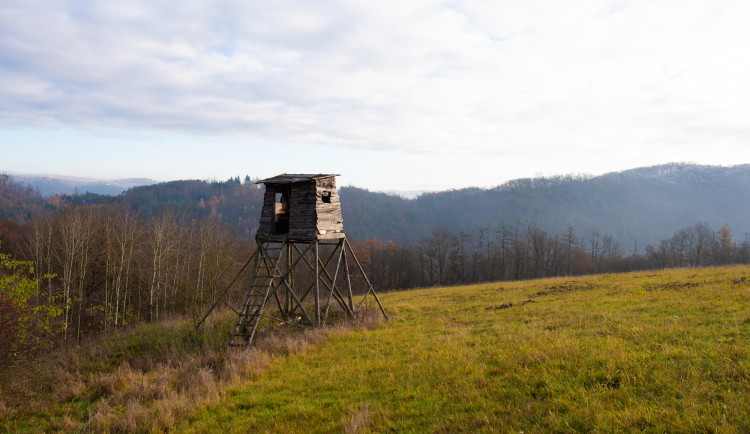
left=229, top=248, right=283, bottom=347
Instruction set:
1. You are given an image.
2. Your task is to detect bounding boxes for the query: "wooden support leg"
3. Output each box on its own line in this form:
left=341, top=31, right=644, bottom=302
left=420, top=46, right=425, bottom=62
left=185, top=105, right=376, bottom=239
left=314, top=240, right=320, bottom=326
left=344, top=237, right=389, bottom=320
left=322, top=240, right=345, bottom=324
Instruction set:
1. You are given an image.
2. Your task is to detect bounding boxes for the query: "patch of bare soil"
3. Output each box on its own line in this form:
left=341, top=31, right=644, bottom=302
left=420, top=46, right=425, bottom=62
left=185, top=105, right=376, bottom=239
left=643, top=282, right=701, bottom=291
left=485, top=281, right=595, bottom=311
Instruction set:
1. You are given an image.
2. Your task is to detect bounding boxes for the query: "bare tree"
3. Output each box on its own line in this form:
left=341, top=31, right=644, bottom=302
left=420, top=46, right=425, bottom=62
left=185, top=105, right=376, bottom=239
left=194, top=218, right=238, bottom=314
left=55, top=206, right=98, bottom=343
left=563, top=226, right=577, bottom=275
left=106, top=205, right=143, bottom=327
left=23, top=216, right=55, bottom=304
left=146, top=210, right=184, bottom=322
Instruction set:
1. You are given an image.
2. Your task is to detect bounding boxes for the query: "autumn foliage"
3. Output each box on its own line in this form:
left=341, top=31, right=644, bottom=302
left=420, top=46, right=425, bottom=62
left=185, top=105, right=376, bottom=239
left=0, top=245, right=60, bottom=368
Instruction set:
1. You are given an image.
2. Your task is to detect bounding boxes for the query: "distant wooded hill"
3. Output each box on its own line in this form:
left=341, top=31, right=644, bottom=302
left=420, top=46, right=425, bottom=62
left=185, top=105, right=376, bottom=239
left=341, top=163, right=750, bottom=247
left=2, top=163, right=749, bottom=248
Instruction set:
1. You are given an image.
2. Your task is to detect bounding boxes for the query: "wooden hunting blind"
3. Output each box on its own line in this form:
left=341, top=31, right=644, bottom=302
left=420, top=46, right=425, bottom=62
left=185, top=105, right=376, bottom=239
left=197, top=173, right=387, bottom=347
left=256, top=174, right=344, bottom=240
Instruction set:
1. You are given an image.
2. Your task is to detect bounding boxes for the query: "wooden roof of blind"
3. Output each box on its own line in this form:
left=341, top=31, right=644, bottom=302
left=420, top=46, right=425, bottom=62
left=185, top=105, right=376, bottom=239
left=255, top=174, right=340, bottom=185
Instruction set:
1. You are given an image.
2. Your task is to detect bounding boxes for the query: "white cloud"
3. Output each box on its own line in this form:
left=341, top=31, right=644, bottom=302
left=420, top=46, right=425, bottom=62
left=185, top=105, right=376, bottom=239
left=1, top=0, right=750, bottom=179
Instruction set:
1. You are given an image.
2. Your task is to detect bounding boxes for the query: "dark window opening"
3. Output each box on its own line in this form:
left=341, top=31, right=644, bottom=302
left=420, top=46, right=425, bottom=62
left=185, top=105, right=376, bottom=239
left=322, top=191, right=332, bottom=203
left=273, top=188, right=290, bottom=234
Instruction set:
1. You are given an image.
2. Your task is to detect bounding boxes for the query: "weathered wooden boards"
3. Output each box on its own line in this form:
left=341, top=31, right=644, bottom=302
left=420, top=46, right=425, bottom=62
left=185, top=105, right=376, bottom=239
left=256, top=174, right=344, bottom=241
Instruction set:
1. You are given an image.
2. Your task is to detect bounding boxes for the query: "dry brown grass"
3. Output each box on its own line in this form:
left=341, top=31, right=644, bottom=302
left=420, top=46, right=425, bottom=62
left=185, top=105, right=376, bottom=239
left=48, top=414, right=83, bottom=432
left=343, top=403, right=372, bottom=434
left=0, top=399, right=11, bottom=421
left=220, top=347, right=272, bottom=383
left=1, top=305, right=386, bottom=432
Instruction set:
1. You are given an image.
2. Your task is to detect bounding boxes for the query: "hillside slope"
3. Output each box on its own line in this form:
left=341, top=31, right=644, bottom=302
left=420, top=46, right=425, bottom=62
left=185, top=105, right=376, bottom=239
left=3, top=266, right=748, bottom=431
left=184, top=266, right=750, bottom=432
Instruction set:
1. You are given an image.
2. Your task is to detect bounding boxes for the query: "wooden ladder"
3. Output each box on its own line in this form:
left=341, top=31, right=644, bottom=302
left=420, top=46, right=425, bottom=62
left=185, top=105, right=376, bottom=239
left=228, top=239, right=285, bottom=347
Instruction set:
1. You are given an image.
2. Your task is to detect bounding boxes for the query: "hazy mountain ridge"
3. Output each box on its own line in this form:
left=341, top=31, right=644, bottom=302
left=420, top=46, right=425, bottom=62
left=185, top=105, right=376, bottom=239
left=11, top=174, right=159, bottom=196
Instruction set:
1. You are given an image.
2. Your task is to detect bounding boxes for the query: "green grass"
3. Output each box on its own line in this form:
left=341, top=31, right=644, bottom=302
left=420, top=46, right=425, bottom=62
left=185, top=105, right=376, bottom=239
left=2, top=266, right=749, bottom=432
left=182, top=266, right=750, bottom=432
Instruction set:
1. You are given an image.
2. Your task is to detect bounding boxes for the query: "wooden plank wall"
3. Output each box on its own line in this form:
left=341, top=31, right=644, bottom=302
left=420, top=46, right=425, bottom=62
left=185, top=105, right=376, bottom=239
left=257, top=188, right=276, bottom=237
left=288, top=182, right=318, bottom=239
left=256, top=176, right=345, bottom=240
left=314, top=177, right=344, bottom=239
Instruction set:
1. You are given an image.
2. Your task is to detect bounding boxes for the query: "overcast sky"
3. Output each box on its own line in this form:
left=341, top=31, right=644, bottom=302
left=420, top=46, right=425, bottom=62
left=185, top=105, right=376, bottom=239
left=2, top=0, right=750, bottom=190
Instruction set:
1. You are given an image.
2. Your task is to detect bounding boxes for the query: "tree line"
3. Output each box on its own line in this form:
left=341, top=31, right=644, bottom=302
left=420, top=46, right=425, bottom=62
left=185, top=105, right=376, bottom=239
left=352, top=222, right=750, bottom=291
left=3, top=205, right=249, bottom=349
left=3, top=204, right=749, bottom=344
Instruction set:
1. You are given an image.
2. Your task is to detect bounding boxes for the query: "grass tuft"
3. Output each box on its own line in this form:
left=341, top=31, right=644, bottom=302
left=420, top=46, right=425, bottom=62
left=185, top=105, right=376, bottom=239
left=343, top=403, right=372, bottom=434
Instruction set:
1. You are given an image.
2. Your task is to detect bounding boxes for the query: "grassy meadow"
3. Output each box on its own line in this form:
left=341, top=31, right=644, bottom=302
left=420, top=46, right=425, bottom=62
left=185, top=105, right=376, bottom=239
left=2, top=265, right=749, bottom=432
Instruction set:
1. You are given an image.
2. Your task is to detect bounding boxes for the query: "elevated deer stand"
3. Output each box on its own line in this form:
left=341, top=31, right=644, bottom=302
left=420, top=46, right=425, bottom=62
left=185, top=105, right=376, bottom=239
left=196, top=174, right=387, bottom=347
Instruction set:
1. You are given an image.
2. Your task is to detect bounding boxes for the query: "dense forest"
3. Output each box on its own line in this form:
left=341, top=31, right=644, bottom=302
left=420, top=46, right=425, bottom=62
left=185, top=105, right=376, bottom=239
left=2, top=165, right=750, bottom=366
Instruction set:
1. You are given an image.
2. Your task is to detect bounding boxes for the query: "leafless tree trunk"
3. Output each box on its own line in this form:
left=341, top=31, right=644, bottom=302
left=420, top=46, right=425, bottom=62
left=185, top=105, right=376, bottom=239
left=147, top=210, right=184, bottom=322
left=108, top=206, right=143, bottom=327
left=55, top=207, right=97, bottom=343
left=75, top=206, right=97, bottom=342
